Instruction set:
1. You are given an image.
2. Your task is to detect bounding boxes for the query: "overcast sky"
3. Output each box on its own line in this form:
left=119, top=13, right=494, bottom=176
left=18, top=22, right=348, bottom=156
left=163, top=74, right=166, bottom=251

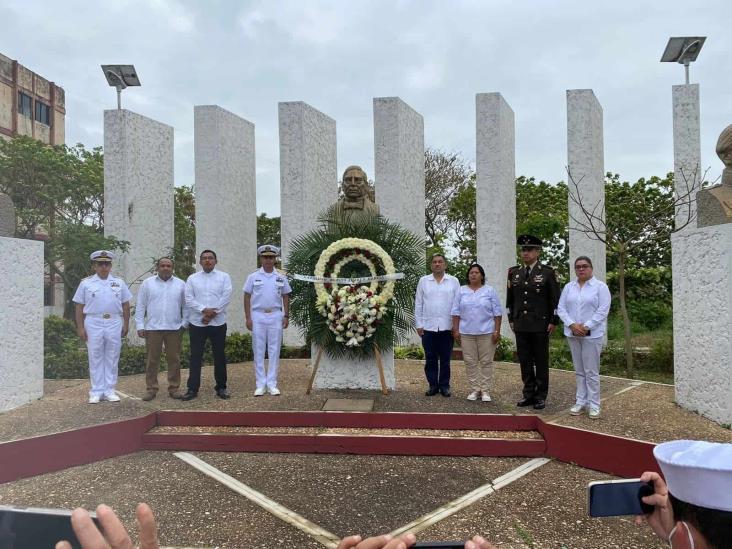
left=3, top=0, right=730, bottom=215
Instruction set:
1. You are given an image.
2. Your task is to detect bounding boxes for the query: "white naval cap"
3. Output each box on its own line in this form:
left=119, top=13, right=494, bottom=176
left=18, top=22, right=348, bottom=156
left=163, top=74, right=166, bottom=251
left=654, top=440, right=732, bottom=512
left=257, top=244, right=279, bottom=257
left=90, top=250, right=115, bottom=262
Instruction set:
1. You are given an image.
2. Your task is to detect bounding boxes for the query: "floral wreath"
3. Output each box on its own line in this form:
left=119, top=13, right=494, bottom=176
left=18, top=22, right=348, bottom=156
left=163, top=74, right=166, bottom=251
left=313, top=238, right=395, bottom=347
left=286, top=207, right=423, bottom=359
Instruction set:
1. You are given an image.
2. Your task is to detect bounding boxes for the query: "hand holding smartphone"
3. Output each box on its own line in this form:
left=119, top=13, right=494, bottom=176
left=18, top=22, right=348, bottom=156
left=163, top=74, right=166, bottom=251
left=587, top=479, right=655, bottom=517
left=0, top=505, right=99, bottom=549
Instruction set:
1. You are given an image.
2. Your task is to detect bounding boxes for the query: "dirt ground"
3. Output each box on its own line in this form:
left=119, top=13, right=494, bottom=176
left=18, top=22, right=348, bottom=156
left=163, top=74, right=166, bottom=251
left=1, top=358, right=729, bottom=548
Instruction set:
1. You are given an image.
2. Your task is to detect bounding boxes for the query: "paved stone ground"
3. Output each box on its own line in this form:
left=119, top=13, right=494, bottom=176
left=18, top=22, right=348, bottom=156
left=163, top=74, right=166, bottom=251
left=1, top=358, right=730, bottom=547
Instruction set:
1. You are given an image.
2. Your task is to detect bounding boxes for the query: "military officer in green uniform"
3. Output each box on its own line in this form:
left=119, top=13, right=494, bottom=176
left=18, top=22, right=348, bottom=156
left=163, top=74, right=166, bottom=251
left=506, top=235, right=561, bottom=410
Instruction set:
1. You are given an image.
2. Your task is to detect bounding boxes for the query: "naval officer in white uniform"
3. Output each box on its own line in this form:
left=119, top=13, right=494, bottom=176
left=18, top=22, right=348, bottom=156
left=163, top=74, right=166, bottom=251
left=243, top=245, right=291, bottom=396
left=73, top=250, right=132, bottom=403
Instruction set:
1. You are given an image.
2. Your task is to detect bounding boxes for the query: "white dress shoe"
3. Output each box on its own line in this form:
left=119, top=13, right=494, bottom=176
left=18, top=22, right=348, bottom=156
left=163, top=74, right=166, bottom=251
left=466, top=390, right=480, bottom=401
left=589, top=407, right=601, bottom=419
left=481, top=392, right=492, bottom=402
left=254, top=387, right=266, bottom=396
left=88, top=395, right=101, bottom=404
left=105, top=393, right=121, bottom=402
left=268, top=386, right=281, bottom=396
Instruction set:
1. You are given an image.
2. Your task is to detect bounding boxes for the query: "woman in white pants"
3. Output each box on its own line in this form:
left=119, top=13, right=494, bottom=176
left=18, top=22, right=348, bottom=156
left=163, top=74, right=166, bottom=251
left=451, top=263, right=503, bottom=402
left=557, top=256, right=611, bottom=419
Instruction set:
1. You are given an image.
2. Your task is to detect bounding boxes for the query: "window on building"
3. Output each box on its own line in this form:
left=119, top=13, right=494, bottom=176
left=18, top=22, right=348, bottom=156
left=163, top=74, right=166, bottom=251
left=35, top=101, right=50, bottom=125
left=18, top=92, right=32, bottom=117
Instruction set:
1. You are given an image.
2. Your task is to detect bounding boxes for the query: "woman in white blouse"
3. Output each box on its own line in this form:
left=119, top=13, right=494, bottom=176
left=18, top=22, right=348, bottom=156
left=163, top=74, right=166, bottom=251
left=557, top=256, right=611, bottom=419
left=451, top=263, right=503, bottom=402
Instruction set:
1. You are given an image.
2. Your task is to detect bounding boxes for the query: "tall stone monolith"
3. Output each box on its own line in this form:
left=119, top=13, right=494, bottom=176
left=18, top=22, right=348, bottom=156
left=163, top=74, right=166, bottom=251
left=476, top=92, right=516, bottom=338
left=567, top=89, right=606, bottom=283
left=104, top=109, right=174, bottom=343
left=194, top=105, right=256, bottom=334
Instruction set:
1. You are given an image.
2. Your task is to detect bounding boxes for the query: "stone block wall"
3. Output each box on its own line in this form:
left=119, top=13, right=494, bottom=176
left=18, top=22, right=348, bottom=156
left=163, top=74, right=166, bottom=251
left=672, top=224, right=732, bottom=425
left=0, top=237, right=43, bottom=412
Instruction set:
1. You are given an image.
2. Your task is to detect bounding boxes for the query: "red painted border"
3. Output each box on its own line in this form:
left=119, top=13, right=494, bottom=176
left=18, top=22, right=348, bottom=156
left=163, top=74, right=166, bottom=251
left=0, top=411, right=660, bottom=485
left=0, top=414, right=155, bottom=484
left=142, top=432, right=545, bottom=457
left=538, top=422, right=659, bottom=477
left=156, top=410, right=539, bottom=431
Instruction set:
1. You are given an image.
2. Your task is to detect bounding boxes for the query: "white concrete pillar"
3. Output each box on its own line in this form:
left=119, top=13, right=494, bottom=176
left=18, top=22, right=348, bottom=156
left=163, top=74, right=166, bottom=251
left=0, top=237, right=43, bottom=411
left=672, top=84, right=701, bottom=227
left=373, top=96, right=424, bottom=347
left=567, top=89, right=606, bottom=283
left=672, top=224, right=732, bottom=425
left=476, top=92, right=516, bottom=338
left=373, top=96, right=425, bottom=249
left=194, top=105, right=256, bottom=334
left=104, top=109, right=174, bottom=342
left=279, top=101, right=337, bottom=347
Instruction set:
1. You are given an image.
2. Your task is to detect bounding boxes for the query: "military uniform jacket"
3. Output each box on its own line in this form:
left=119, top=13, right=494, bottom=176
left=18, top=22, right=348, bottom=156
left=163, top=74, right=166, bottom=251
left=506, top=263, right=560, bottom=332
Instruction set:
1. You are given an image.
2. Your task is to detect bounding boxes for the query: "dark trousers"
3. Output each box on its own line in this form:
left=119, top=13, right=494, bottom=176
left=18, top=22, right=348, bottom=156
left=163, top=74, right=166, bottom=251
left=515, top=331, right=550, bottom=400
left=187, top=323, right=227, bottom=393
left=422, top=330, right=454, bottom=389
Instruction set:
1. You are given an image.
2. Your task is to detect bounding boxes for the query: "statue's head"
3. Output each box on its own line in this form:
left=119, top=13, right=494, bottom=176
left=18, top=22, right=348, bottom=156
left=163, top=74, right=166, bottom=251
left=717, top=124, right=732, bottom=167
left=342, top=165, right=369, bottom=200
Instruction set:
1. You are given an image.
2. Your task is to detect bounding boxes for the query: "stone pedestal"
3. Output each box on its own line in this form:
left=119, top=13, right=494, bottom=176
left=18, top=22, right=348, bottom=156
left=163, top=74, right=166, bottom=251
left=194, top=105, right=256, bottom=334
left=672, top=224, right=732, bottom=425
left=279, top=102, right=337, bottom=346
left=104, top=110, right=174, bottom=343
left=672, top=84, right=701, bottom=227
left=311, top=346, right=396, bottom=390
left=476, top=93, right=515, bottom=339
left=0, top=236, right=43, bottom=412
left=567, top=89, right=606, bottom=282
left=373, top=97, right=424, bottom=345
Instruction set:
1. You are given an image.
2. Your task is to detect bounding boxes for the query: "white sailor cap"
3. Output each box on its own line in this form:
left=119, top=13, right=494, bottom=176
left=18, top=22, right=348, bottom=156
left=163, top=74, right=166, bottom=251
left=257, top=245, right=279, bottom=257
left=90, top=250, right=115, bottom=262
left=654, top=440, right=732, bottom=512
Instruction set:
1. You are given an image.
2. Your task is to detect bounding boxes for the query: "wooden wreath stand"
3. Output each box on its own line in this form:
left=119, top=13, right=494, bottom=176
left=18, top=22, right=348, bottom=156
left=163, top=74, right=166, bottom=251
left=306, top=344, right=389, bottom=396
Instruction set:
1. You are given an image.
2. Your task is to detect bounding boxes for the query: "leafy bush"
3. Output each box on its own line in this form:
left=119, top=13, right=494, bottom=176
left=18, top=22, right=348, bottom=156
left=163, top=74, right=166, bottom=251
left=494, top=336, right=515, bottom=362
left=44, top=318, right=255, bottom=378
left=225, top=332, right=253, bottom=363
left=281, top=345, right=310, bottom=359
left=627, top=300, right=673, bottom=331
left=394, top=345, right=425, bottom=360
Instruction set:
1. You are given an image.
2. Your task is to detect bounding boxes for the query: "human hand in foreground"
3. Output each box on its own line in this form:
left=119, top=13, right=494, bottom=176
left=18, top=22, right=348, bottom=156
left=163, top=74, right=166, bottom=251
left=55, top=503, right=159, bottom=549
left=465, top=535, right=497, bottom=548
left=634, top=471, right=675, bottom=541
left=337, top=533, right=496, bottom=549
left=337, top=533, right=416, bottom=549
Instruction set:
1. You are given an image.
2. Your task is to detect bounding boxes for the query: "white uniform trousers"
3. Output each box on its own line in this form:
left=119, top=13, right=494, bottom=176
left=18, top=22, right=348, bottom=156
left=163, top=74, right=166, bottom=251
left=84, top=316, right=123, bottom=398
left=567, top=336, right=603, bottom=410
left=251, top=310, right=284, bottom=390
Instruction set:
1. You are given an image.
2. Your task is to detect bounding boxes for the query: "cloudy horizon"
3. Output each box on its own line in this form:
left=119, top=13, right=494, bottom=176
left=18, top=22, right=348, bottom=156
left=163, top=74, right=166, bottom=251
left=2, top=0, right=730, bottom=215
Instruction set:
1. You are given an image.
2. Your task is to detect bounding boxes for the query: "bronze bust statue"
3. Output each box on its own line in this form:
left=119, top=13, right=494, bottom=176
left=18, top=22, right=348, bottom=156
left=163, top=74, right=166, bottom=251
left=697, top=124, right=732, bottom=227
left=331, top=165, right=379, bottom=222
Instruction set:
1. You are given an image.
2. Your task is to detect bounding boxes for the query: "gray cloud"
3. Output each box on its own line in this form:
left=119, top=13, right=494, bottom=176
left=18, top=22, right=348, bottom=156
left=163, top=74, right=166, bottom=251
left=2, top=0, right=730, bottom=215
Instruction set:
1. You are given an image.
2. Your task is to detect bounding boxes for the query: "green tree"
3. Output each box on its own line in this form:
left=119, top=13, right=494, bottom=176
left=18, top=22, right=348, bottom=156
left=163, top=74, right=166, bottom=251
left=424, top=148, right=472, bottom=249
left=173, top=185, right=196, bottom=279
left=567, top=168, right=700, bottom=376
left=0, top=136, right=127, bottom=318
left=515, top=176, right=569, bottom=277
left=257, top=213, right=280, bottom=247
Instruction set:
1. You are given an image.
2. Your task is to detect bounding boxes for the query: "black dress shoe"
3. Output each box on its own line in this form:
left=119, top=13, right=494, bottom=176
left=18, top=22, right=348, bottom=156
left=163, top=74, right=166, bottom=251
left=425, top=387, right=439, bottom=396
left=181, top=390, right=198, bottom=401
left=216, top=388, right=231, bottom=400
left=533, top=399, right=546, bottom=410
left=440, top=387, right=451, bottom=397
left=516, top=397, right=535, bottom=407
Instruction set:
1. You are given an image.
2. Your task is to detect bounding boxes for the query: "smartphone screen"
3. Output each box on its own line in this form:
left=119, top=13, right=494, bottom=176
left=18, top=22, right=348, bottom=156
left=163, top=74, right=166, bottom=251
left=0, top=505, right=97, bottom=549
left=587, top=479, right=651, bottom=517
